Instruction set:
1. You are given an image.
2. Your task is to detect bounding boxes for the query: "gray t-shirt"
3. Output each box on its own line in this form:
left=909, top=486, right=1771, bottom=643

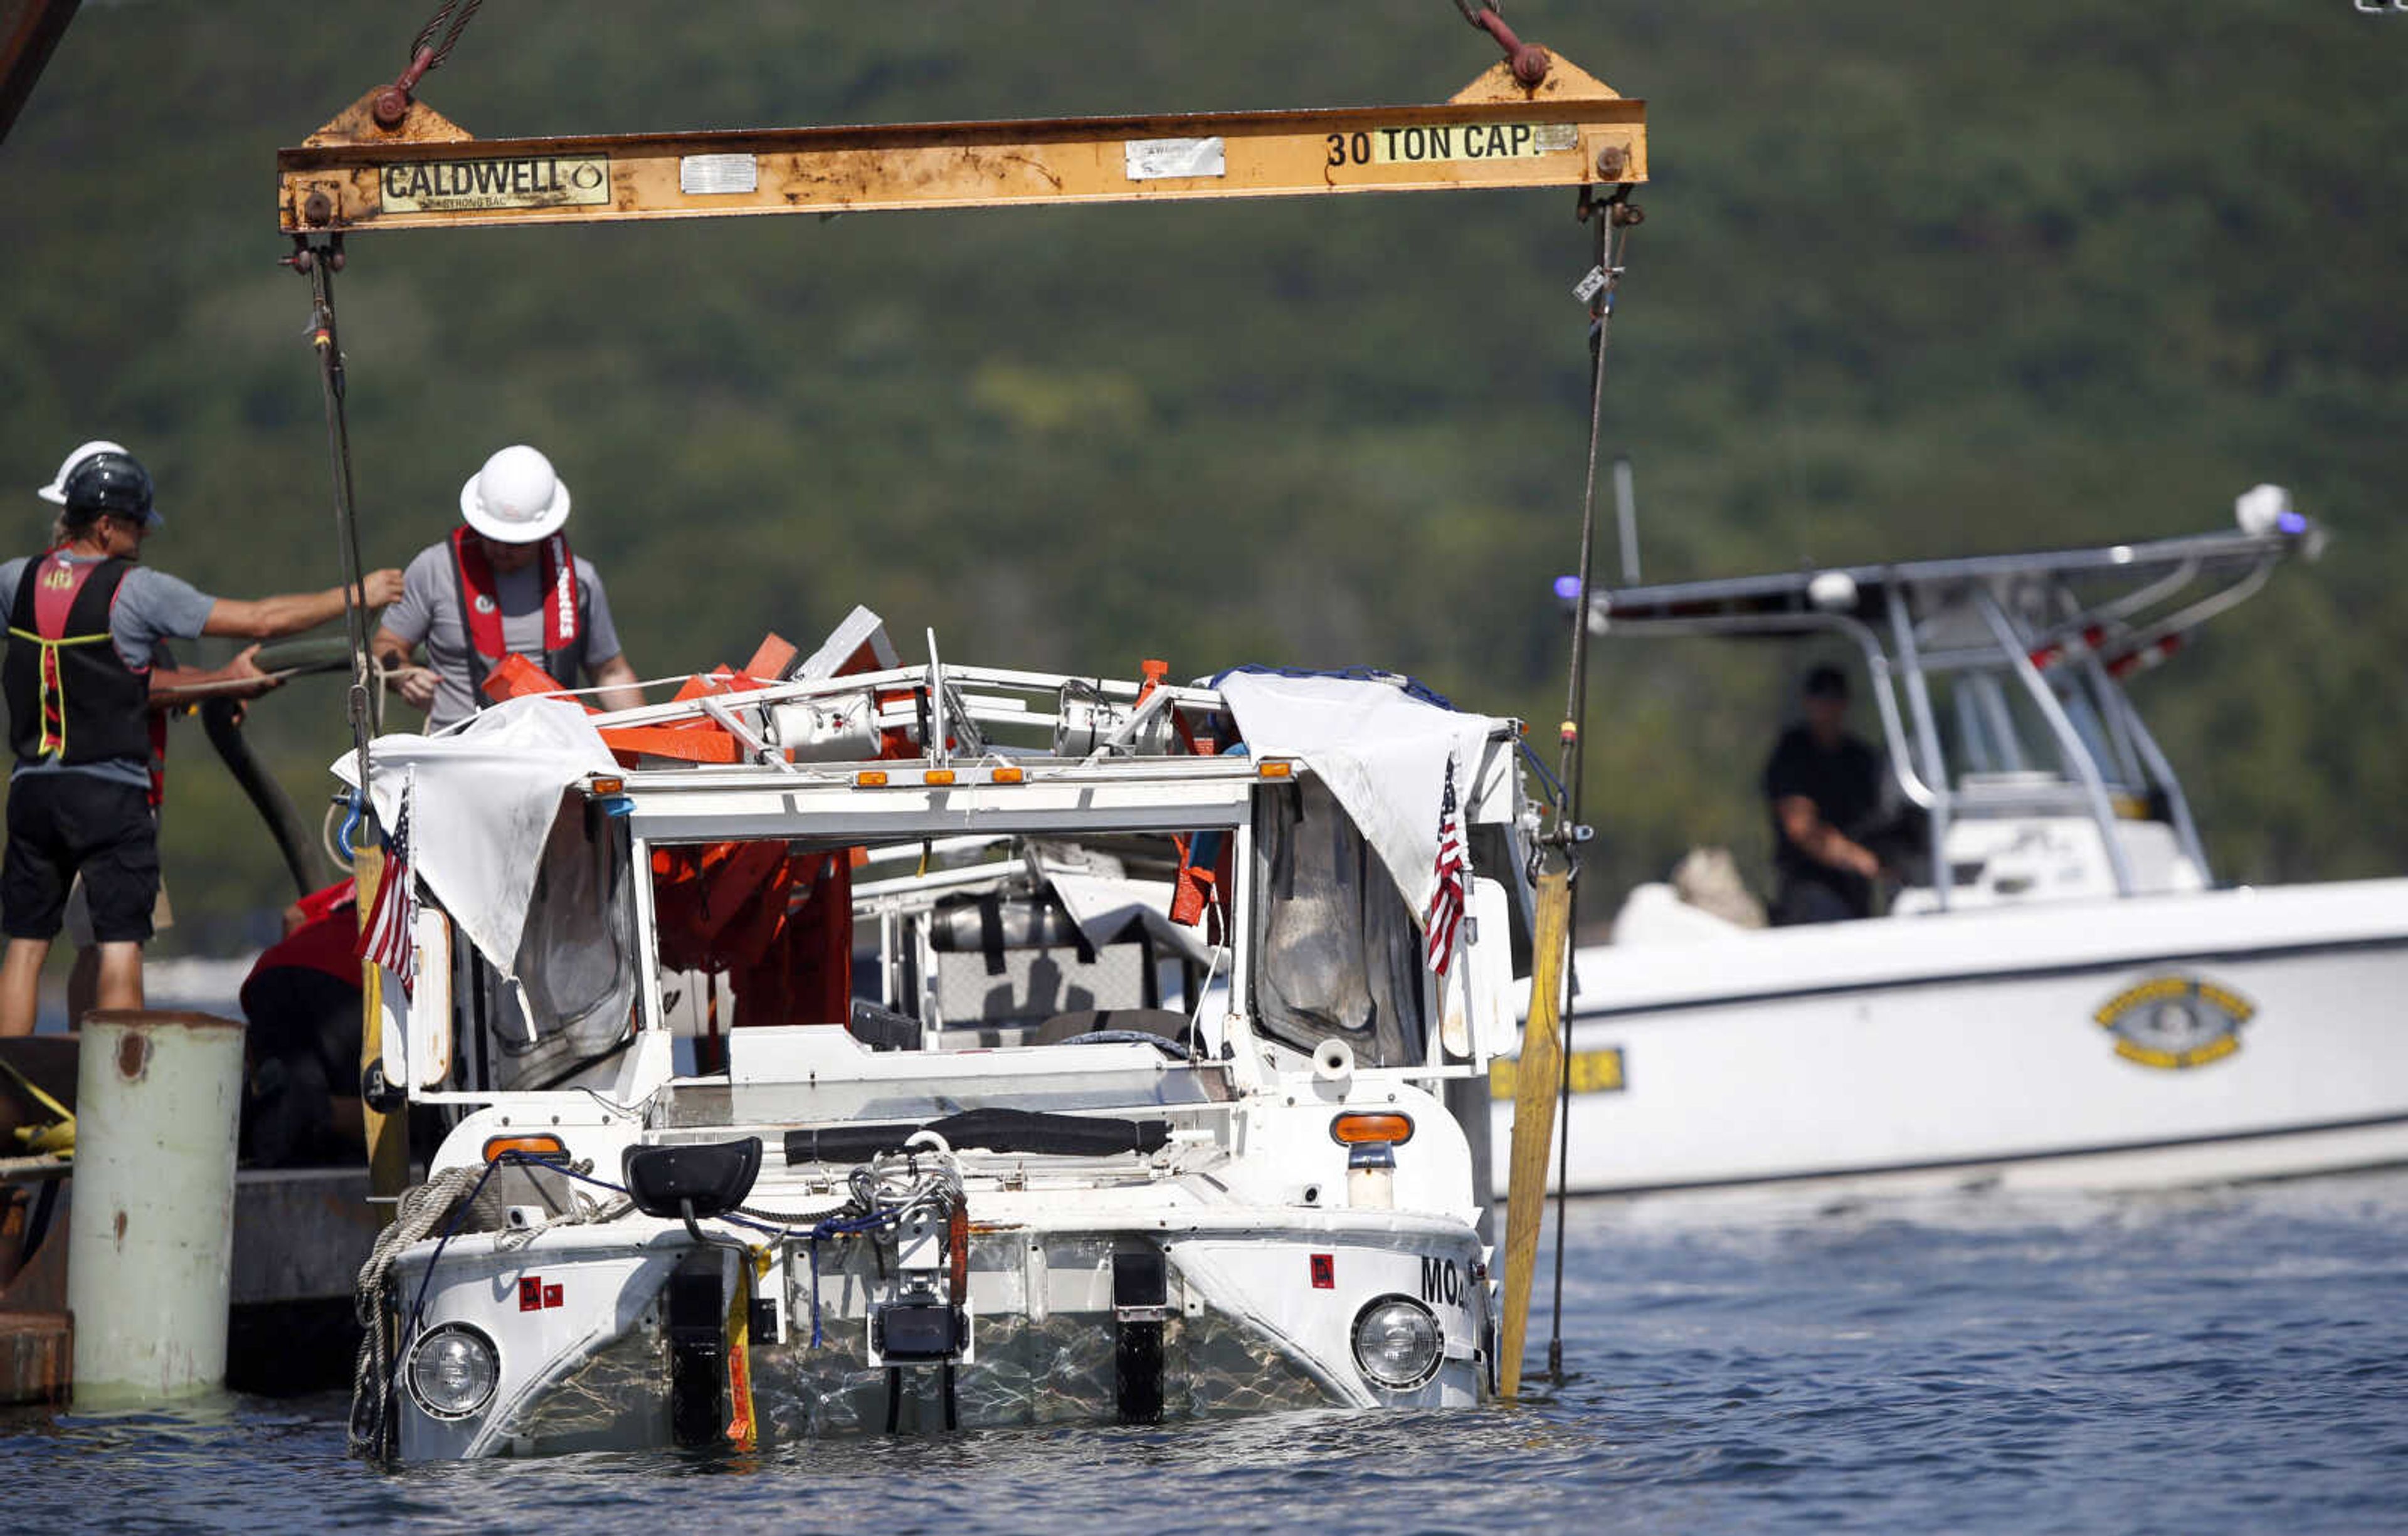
left=381, top=542, right=624, bottom=731
left=0, top=553, right=218, bottom=786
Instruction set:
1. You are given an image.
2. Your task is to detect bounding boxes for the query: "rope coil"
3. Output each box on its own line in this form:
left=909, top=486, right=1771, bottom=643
left=347, top=1161, right=488, bottom=1459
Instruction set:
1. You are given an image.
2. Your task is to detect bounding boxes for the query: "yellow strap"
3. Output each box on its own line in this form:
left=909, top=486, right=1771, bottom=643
left=1497, top=863, right=1572, bottom=1399
left=0, top=1053, right=71, bottom=1121
left=723, top=1244, right=771, bottom=1448
left=8, top=630, right=83, bottom=756
left=18, top=1119, right=74, bottom=1155
left=11, top=615, right=122, bottom=759
left=1, top=1053, right=75, bottom=1155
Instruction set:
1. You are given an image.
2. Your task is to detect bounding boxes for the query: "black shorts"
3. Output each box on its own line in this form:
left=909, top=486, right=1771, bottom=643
left=2, top=774, right=161, bottom=943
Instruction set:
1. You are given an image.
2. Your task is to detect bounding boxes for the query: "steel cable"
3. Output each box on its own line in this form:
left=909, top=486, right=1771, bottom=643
left=1546, top=186, right=1639, bottom=1386
left=409, top=0, right=487, bottom=73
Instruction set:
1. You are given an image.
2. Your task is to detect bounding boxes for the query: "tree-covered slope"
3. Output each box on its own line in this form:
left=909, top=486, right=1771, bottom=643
left=3, top=2, right=2400, bottom=949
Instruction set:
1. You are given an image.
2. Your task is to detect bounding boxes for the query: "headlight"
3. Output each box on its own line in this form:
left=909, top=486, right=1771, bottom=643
left=408, top=1323, right=499, bottom=1419
left=1351, top=1296, right=1442, bottom=1391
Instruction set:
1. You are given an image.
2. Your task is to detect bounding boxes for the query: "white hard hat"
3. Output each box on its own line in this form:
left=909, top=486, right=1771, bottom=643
left=459, top=444, right=571, bottom=544
left=38, top=440, right=129, bottom=507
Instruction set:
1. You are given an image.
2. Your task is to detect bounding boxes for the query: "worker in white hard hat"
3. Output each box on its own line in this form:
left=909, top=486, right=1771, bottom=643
left=371, top=444, right=643, bottom=731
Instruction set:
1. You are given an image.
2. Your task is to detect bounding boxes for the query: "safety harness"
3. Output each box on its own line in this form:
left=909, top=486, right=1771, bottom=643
left=4, top=552, right=149, bottom=768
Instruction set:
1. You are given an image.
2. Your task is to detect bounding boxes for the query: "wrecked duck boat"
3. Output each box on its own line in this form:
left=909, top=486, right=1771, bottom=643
left=340, top=624, right=1534, bottom=1460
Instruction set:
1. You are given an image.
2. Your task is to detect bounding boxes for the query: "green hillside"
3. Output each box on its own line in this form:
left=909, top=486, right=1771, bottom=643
left=3, top=2, right=2402, bottom=953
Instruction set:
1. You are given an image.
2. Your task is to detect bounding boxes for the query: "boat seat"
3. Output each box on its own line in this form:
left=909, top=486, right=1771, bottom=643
left=1031, top=1007, right=1193, bottom=1054
left=848, top=997, right=922, bottom=1051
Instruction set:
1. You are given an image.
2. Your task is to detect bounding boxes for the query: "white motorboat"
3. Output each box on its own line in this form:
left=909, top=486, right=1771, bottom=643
left=1493, top=500, right=2408, bottom=1197
left=340, top=634, right=1535, bottom=1460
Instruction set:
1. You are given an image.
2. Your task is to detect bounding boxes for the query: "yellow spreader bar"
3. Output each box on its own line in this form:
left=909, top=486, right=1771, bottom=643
left=277, top=55, right=1644, bottom=236
left=354, top=843, right=409, bottom=1218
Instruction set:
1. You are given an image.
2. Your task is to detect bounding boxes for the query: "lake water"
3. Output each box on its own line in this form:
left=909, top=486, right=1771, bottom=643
left=9, top=1170, right=2404, bottom=1533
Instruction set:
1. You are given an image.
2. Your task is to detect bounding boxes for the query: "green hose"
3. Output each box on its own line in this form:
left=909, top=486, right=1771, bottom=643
left=200, top=697, right=327, bottom=901
left=250, top=636, right=355, bottom=676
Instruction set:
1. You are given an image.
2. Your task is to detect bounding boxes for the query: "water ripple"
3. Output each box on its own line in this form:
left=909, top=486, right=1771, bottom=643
left=8, top=1170, right=2407, bottom=1533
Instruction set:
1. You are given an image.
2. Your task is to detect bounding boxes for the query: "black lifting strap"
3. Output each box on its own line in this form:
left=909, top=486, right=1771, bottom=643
left=1546, top=181, right=1641, bottom=1388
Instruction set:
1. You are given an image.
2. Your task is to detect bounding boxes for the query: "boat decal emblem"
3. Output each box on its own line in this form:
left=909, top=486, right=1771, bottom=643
left=2094, top=974, right=2254, bottom=1070
left=1309, top=1253, right=1335, bottom=1290
left=518, top=1275, right=566, bottom=1311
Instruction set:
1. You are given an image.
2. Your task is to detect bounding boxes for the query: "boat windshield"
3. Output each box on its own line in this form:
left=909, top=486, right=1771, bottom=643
left=648, top=826, right=1231, bottom=1056
left=478, top=799, right=643, bottom=1092
left=1248, top=777, right=1428, bottom=1069
left=1935, top=669, right=2137, bottom=797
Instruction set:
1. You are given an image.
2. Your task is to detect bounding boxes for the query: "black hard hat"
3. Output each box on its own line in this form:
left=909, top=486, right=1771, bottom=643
left=61, top=451, right=160, bottom=528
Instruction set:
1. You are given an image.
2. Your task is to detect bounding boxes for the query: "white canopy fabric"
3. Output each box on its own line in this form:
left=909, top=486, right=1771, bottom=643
left=1217, top=673, right=1505, bottom=918
left=1046, top=870, right=1217, bottom=965
left=333, top=697, right=618, bottom=981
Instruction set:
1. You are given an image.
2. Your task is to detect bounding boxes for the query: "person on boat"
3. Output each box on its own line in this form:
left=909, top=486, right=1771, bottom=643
left=32, top=441, right=283, bottom=1026
left=1762, top=663, right=1886, bottom=924
left=238, top=878, right=365, bottom=1167
left=370, top=444, right=643, bottom=730
left=0, top=448, right=406, bottom=1036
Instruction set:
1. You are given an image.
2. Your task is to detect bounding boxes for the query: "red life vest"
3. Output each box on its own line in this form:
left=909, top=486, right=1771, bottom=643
left=239, top=879, right=363, bottom=1013
left=446, top=526, right=582, bottom=697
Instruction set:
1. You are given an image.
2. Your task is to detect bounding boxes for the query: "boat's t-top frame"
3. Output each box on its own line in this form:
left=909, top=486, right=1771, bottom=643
left=1577, top=514, right=2325, bottom=908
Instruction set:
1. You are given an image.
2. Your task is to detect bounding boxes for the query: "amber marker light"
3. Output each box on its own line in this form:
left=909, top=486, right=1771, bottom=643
left=1257, top=760, right=1294, bottom=779
left=1330, top=1112, right=1414, bottom=1146
left=924, top=769, right=958, bottom=787
left=855, top=770, right=890, bottom=787
left=590, top=777, right=624, bottom=795
left=483, top=1133, right=568, bottom=1162
left=991, top=765, right=1026, bottom=784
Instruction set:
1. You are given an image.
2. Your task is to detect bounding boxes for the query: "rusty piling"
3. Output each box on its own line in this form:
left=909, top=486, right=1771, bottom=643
left=65, top=1011, right=245, bottom=1408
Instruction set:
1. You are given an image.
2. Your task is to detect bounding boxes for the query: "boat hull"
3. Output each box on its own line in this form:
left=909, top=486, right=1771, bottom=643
left=1491, top=879, right=2408, bottom=1197
left=389, top=1213, right=1491, bottom=1460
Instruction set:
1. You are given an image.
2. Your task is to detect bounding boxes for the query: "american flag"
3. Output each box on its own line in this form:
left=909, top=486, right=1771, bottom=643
left=356, top=782, right=417, bottom=992
left=1425, top=754, right=1468, bottom=976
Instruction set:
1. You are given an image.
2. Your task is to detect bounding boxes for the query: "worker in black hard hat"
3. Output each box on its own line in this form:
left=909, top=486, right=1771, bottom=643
left=0, top=448, right=406, bottom=1036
